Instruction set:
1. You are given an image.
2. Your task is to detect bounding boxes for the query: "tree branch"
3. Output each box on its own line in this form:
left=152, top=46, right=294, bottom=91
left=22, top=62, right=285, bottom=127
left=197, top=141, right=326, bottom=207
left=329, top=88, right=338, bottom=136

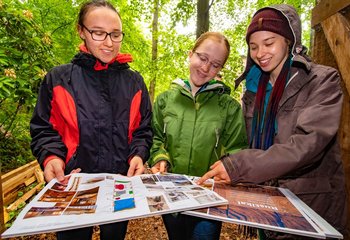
left=207, top=0, right=215, bottom=12
left=51, top=21, right=73, bottom=36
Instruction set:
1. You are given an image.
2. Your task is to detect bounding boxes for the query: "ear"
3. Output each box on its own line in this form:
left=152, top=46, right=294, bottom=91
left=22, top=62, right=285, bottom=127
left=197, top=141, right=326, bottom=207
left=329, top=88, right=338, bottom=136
left=77, top=25, right=85, bottom=40
left=285, top=38, right=292, bottom=47
left=188, top=50, right=194, bottom=58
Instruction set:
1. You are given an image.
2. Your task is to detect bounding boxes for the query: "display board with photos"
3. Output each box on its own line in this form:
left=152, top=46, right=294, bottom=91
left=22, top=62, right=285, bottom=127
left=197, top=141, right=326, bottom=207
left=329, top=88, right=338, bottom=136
left=2, top=173, right=227, bottom=238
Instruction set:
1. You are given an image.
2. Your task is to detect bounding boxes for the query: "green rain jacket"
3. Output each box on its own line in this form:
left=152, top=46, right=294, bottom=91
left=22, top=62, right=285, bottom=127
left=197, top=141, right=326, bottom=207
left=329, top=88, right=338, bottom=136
left=149, top=79, right=247, bottom=176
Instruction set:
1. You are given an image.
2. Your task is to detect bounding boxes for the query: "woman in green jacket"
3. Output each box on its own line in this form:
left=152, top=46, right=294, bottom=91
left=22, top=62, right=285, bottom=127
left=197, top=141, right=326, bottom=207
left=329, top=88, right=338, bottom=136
left=148, top=32, right=247, bottom=240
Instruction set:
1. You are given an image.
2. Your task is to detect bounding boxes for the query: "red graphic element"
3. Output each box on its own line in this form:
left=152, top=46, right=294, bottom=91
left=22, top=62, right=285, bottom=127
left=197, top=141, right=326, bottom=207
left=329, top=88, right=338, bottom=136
left=115, top=184, right=125, bottom=190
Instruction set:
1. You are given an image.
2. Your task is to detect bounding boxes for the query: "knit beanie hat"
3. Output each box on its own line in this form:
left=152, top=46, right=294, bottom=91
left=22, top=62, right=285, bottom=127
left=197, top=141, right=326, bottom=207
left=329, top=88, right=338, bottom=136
left=246, top=8, right=294, bottom=43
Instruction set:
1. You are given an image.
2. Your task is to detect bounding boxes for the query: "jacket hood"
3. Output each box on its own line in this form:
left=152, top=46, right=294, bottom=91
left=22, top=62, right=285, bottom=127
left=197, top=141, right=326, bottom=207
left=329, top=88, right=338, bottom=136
left=235, top=4, right=311, bottom=88
left=172, top=78, right=231, bottom=95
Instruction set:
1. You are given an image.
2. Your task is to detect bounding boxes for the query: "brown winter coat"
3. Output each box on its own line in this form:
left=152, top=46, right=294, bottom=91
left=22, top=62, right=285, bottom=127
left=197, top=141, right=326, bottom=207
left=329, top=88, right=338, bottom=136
left=222, top=4, right=348, bottom=235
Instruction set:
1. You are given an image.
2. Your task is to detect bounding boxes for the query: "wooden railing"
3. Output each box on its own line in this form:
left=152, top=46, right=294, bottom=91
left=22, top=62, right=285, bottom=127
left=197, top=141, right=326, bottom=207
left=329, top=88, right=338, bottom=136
left=1, top=161, right=45, bottom=225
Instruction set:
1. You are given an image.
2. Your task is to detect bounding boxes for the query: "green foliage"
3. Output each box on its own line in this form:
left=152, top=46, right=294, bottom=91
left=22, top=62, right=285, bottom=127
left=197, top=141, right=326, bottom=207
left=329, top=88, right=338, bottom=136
left=117, top=1, right=152, bottom=86
left=23, top=0, right=82, bottom=64
left=170, top=0, right=195, bottom=28
left=0, top=108, right=34, bottom=172
left=0, top=0, right=56, bottom=171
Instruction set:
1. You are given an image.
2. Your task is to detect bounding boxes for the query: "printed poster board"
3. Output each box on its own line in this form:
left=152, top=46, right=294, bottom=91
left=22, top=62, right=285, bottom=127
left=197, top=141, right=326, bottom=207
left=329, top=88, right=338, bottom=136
left=2, top=173, right=227, bottom=238
left=184, top=182, right=343, bottom=239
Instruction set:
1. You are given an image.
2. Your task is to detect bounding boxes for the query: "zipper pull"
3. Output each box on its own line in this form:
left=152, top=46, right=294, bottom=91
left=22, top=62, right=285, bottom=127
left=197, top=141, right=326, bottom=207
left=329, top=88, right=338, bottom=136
left=215, top=128, right=220, bottom=148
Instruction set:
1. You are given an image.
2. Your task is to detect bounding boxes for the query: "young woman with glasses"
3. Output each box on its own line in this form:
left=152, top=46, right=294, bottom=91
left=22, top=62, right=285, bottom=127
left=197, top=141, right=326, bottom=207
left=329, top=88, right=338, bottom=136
left=30, top=0, right=152, bottom=239
left=148, top=32, right=247, bottom=240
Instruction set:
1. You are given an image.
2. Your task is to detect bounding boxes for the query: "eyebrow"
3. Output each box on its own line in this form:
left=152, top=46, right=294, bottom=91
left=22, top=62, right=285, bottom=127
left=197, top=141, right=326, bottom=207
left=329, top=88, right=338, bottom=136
left=263, top=36, right=276, bottom=42
left=249, top=36, right=276, bottom=45
left=86, top=25, right=121, bottom=32
left=199, top=52, right=224, bottom=64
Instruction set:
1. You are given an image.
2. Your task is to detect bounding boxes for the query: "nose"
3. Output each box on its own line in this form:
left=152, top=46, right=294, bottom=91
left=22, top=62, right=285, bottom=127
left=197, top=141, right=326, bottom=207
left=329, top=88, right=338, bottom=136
left=103, top=34, right=113, bottom=46
left=201, top=62, right=211, bottom=72
left=256, top=46, right=265, bottom=59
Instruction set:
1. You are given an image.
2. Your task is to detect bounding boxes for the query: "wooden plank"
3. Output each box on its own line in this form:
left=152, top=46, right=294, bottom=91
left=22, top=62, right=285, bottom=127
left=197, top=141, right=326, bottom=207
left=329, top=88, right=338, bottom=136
left=3, top=207, right=8, bottom=227
left=3, top=191, right=18, bottom=206
left=34, top=167, right=45, bottom=184
left=311, top=0, right=350, bottom=27
left=0, top=172, right=5, bottom=236
left=2, top=167, right=36, bottom=193
left=1, top=161, right=38, bottom=182
left=24, top=175, right=36, bottom=187
left=1, top=161, right=45, bottom=229
left=340, top=91, right=350, bottom=239
left=2, top=161, right=43, bottom=205
left=321, top=13, right=350, bottom=95
left=6, top=184, right=43, bottom=213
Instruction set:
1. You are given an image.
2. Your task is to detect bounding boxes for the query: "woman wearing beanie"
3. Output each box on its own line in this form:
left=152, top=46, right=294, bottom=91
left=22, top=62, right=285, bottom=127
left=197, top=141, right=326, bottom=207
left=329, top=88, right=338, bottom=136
left=199, top=4, right=348, bottom=239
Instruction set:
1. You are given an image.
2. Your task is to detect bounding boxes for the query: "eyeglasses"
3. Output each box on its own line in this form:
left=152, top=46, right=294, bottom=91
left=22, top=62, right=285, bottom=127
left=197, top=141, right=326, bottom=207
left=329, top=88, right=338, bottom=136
left=81, top=24, right=124, bottom=43
left=193, top=52, right=223, bottom=71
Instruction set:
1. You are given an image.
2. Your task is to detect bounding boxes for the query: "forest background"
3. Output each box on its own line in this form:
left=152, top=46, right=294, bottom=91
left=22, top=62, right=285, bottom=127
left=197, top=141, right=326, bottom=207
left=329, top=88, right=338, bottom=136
left=0, top=0, right=314, bottom=172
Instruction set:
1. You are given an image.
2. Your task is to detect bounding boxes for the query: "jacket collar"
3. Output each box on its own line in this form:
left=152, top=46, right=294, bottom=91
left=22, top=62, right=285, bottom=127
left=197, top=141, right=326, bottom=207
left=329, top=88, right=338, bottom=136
left=278, top=65, right=312, bottom=109
left=172, top=78, right=231, bottom=96
left=77, top=43, right=133, bottom=71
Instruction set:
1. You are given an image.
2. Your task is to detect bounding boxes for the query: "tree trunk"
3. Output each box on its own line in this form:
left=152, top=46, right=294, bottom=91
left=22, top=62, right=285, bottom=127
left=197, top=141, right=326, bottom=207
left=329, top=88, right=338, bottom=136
left=196, top=0, right=210, bottom=38
left=149, top=0, right=160, bottom=103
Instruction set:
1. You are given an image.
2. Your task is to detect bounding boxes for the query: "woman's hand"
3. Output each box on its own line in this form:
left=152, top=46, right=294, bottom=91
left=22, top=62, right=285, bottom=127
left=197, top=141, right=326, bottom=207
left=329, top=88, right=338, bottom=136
left=151, top=160, right=168, bottom=174
left=197, top=161, right=231, bottom=185
left=44, top=158, right=81, bottom=184
left=44, top=158, right=66, bottom=183
left=127, top=156, right=145, bottom=177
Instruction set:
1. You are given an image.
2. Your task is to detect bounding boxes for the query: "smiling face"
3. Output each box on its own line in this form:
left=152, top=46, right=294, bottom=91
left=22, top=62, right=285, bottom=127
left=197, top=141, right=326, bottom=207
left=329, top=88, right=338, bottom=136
left=78, top=7, right=122, bottom=63
left=188, top=38, right=228, bottom=93
left=249, top=31, right=290, bottom=83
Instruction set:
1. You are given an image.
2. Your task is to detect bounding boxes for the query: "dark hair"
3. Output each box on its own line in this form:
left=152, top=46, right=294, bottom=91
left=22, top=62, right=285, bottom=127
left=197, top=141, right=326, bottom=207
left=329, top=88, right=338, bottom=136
left=78, top=0, right=121, bottom=26
left=192, top=32, right=231, bottom=65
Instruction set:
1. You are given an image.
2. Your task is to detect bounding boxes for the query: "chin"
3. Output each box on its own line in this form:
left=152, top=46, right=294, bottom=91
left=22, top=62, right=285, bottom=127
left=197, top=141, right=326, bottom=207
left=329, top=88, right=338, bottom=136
left=260, top=66, right=272, bottom=73
left=99, top=58, right=114, bottom=64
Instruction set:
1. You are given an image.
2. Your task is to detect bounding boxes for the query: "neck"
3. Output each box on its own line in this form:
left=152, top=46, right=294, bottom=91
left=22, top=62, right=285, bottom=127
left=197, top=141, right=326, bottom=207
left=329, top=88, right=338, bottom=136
left=191, top=87, right=199, bottom=96
left=270, top=53, right=290, bottom=86
left=270, top=76, right=277, bottom=86
left=189, top=82, right=199, bottom=96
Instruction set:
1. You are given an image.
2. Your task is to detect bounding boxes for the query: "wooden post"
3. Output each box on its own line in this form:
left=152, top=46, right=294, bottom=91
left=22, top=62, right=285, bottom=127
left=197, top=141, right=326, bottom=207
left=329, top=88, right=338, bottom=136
left=311, top=1, right=350, bottom=238
left=321, top=13, right=350, bottom=94
left=1, top=170, right=5, bottom=238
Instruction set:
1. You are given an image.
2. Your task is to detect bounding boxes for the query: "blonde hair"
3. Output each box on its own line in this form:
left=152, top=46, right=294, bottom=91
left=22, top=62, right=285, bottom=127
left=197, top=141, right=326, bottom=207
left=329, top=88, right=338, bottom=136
left=192, top=32, right=230, bottom=65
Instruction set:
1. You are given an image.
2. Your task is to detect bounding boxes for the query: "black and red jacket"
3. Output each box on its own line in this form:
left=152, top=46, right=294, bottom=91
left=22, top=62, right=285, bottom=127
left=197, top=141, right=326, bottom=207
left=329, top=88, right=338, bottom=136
left=30, top=52, right=153, bottom=175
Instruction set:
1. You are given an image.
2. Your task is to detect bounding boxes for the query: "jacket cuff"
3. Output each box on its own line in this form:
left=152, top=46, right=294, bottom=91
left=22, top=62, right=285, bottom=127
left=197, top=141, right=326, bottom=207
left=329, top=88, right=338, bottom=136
left=43, top=155, right=65, bottom=169
left=128, top=146, right=149, bottom=164
left=149, top=153, right=171, bottom=167
left=221, top=155, right=238, bottom=184
left=128, top=155, right=143, bottom=164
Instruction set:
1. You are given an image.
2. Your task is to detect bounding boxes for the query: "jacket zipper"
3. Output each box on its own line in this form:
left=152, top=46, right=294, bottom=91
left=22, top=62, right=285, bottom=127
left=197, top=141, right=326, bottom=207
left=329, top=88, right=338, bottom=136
left=214, top=128, right=220, bottom=160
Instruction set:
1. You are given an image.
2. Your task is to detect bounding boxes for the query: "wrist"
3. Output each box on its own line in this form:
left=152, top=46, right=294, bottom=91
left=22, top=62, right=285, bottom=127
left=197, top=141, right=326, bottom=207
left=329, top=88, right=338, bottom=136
left=43, top=155, right=65, bottom=168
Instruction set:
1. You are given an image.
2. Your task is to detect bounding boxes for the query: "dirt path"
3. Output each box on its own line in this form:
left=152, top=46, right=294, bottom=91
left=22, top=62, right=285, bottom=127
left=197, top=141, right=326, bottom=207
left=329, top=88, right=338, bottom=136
left=7, top=216, right=254, bottom=240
